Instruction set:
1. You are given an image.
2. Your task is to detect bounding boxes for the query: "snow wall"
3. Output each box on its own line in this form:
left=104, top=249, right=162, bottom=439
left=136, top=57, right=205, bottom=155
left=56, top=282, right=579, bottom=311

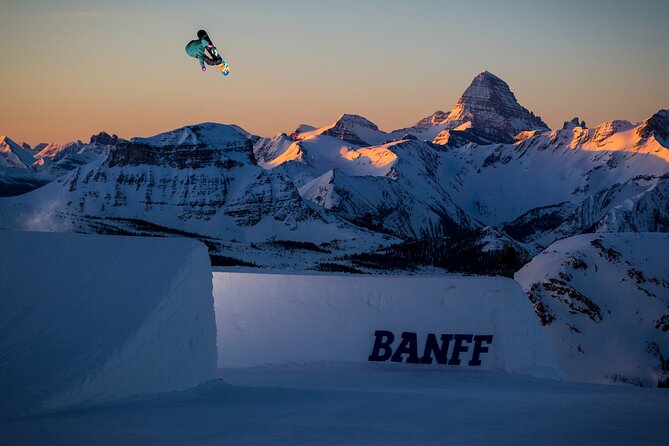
left=214, top=273, right=564, bottom=380
left=0, top=232, right=217, bottom=416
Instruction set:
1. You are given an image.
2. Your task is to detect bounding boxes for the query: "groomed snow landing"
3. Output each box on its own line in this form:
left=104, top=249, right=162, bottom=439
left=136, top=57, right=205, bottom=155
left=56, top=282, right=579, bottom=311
left=0, top=232, right=217, bottom=416
left=214, top=273, right=563, bottom=379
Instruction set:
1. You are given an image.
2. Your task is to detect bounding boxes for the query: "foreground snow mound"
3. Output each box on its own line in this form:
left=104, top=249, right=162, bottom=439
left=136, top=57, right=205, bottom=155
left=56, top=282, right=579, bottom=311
left=213, top=273, right=563, bottom=379
left=0, top=232, right=217, bottom=416
left=515, top=233, right=669, bottom=386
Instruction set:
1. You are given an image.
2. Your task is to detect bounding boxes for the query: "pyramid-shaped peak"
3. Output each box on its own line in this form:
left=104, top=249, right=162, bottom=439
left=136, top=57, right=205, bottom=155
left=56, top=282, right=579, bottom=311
left=333, top=114, right=380, bottom=131
left=314, top=114, right=387, bottom=146
left=446, top=70, right=550, bottom=137
left=475, top=70, right=504, bottom=82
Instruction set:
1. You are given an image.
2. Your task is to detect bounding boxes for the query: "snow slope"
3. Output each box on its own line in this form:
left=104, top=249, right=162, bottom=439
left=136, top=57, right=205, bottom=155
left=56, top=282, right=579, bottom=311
left=295, top=113, right=391, bottom=146
left=298, top=139, right=479, bottom=238
left=0, top=231, right=217, bottom=416
left=0, top=123, right=377, bottom=244
left=441, top=112, right=669, bottom=228
left=1, top=366, right=667, bottom=445
left=213, top=272, right=563, bottom=379
left=515, top=233, right=669, bottom=386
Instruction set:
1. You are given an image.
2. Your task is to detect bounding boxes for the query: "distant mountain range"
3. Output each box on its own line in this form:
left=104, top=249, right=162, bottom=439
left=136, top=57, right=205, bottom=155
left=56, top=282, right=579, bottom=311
left=2, top=69, right=667, bottom=250
left=1, top=70, right=668, bottom=386
left=1, top=71, right=667, bottom=265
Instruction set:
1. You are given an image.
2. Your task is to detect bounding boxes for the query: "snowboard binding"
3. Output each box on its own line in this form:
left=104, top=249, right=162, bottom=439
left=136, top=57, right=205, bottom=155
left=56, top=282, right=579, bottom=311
left=206, top=45, right=229, bottom=76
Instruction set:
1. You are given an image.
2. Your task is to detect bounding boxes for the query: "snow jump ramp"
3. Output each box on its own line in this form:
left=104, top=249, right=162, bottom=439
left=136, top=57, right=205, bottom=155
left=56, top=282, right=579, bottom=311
left=214, top=273, right=564, bottom=380
left=0, top=231, right=217, bottom=416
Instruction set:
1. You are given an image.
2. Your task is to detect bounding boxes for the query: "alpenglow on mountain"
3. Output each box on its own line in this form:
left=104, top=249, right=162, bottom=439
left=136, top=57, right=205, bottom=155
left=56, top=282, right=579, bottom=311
left=394, top=70, right=550, bottom=144
left=1, top=70, right=668, bottom=268
left=1, top=70, right=668, bottom=386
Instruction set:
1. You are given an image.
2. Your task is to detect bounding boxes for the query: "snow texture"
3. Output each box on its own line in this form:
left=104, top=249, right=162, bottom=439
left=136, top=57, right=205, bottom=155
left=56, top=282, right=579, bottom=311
left=516, top=233, right=669, bottom=386
left=2, top=365, right=667, bottom=445
left=0, top=231, right=217, bottom=416
left=213, top=272, right=563, bottom=379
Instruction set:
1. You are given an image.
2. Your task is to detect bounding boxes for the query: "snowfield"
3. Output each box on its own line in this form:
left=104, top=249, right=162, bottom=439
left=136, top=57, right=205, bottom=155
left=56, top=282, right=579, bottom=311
left=1, top=365, right=668, bottom=446
left=516, top=233, right=669, bottom=387
left=0, top=233, right=667, bottom=445
left=0, top=232, right=217, bottom=417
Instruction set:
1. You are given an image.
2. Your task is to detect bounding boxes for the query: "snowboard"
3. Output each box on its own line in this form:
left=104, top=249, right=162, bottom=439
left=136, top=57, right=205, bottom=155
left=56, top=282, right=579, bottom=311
left=218, top=60, right=230, bottom=76
left=205, top=44, right=229, bottom=76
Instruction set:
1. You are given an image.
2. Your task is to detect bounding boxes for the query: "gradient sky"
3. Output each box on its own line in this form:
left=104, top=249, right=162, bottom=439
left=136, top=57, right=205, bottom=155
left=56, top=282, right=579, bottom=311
left=1, top=0, right=668, bottom=145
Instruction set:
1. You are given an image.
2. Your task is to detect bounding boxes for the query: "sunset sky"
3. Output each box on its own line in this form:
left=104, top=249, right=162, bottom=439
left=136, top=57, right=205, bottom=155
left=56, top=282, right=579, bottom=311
left=1, top=0, right=668, bottom=145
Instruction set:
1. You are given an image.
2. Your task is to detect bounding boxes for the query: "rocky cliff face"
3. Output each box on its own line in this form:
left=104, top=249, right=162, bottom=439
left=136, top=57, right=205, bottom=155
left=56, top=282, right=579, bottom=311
left=445, top=71, right=550, bottom=140
left=396, top=71, right=550, bottom=144
left=58, top=123, right=321, bottom=233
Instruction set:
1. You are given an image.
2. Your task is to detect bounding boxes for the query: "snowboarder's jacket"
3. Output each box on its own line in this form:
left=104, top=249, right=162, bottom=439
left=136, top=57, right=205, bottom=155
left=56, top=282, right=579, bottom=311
left=185, top=38, right=212, bottom=69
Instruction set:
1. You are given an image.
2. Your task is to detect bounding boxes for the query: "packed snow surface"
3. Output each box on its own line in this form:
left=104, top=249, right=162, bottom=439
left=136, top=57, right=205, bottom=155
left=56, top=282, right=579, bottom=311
left=1, top=364, right=667, bottom=445
left=213, top=272, right=563, bottom=379
left=0, top=232, right=217, bottom=416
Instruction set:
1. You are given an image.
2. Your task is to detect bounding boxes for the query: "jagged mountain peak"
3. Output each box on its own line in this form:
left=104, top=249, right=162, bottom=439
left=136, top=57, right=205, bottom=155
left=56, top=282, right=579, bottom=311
left=447, top=70, right=550, bottom=138
left=1, top=135, right=36, bottom=168
left=297, top=113, right=388, bottom=146
left=0, top=135, right=20, bottom=148
left=289, top=124, right=317, bottom=140
left=587, top=119, right=635, bottom=145
left=90, top=131, right=122, bottom=146
left=562, top=117, right=587, bottom=130
left=393, top=71, right=550, bottom=144
left=474, top=70, right=503, bottom=82
left=636, top=109, right=669, bottom=144
left=332, top=114, right=380, bottom=131
left=414, top=111, right=451, bottom=127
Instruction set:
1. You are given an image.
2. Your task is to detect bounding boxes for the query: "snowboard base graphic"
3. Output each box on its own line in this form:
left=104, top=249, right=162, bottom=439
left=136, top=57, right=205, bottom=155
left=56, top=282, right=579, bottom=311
left=218, top=61, right=230, bottom=76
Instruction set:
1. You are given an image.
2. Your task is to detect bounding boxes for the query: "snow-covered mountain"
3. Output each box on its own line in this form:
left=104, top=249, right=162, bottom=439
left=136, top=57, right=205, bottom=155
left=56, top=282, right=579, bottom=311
left=1, top=71, right=668, bottom=273
left=395, top=70, right=550, bottom=144
left=0, top=123, right=394, bottom=267
left=298, top=138, right=480, bottom=238
left=443, top=109, right=669, bottom=232
left=516, top=233, right=669, bottom=387
left=0, top=136, right=47, bottom=196
left=295, top=114, right=391, bottom=147
left=254, top=105, right=668, bottom=245
left=0, top=136, right=35, bottom=168
left=32, top=132, right=123, bottom=178
left=0, top=132, right=124, bottom=196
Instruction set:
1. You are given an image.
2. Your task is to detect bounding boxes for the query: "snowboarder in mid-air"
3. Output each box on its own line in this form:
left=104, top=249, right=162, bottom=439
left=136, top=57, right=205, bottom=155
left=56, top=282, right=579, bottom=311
left=185, top=30, right=229, bottom=75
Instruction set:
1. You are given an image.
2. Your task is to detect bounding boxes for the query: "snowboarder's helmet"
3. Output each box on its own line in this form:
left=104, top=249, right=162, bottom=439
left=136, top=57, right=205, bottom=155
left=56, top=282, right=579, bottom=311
left=197, top=30, right=209, bottom=41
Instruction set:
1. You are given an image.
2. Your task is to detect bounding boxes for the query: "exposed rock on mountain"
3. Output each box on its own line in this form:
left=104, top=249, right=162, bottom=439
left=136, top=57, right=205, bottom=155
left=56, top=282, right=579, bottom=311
left=299, top=138, right=480, bottom=239
left=516, top=233, right=669, bottom=387
left=397, top=71, right=550, bottom=144
left=562, top=117, right=586, bottom=130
